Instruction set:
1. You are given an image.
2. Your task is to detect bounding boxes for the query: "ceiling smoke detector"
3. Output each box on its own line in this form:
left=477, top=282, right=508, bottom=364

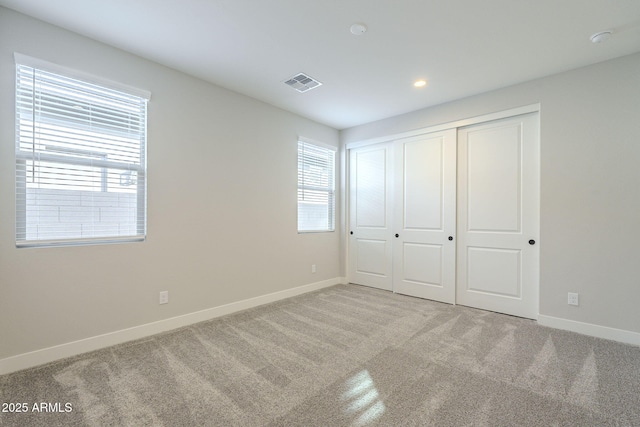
left=350, top=23, right=367, bottom=35
left=283, top=73, right=323, bottom=93
left=590, top=31, right=613, bottom=44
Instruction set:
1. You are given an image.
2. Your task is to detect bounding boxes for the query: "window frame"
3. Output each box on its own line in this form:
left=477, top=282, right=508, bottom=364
left=297, top=137, right=337, bottom=233
left=14, top=54, right=150, bottom=248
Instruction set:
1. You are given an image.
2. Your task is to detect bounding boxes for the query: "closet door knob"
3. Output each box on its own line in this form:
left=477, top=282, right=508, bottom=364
left=350, top=231, right=353, bottom=235
left=395, top=234, right=399, bottom=238
left=529, top=239, right=536, bottom=245
left=448, top=236, right=453, bottom=241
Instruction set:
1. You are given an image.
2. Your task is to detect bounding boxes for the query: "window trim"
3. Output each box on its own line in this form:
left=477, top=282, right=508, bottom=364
left=297, top=137, right=337, bottom=233
left=14, top=54, right=150, bottom=248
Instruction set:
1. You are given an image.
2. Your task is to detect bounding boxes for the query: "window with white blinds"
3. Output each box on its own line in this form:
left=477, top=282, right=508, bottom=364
left=15, top=57, right=149, bottom=247
left=297, top=139, right=336, bottom=232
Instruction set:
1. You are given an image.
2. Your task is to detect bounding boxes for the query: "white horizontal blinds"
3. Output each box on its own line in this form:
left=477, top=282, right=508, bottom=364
left=15, top=63, right=148, bottom=246
left=297, top=140, right=336, bottom=232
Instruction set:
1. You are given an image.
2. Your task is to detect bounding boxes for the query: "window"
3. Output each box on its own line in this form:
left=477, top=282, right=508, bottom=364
left=15, top=55, right=149, bottom=247
left=297, top=139, right=336, bottom=232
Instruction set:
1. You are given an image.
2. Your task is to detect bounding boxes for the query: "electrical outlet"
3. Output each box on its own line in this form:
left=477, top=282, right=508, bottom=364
left=159, top=291, right=169, bottom=305
left=311, top=264, right=317, bottom=274
left=568, top=292, right=579, bottom=306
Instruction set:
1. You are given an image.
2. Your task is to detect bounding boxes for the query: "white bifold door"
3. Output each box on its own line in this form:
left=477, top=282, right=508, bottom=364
left=348, top=112, right=539, bottom=319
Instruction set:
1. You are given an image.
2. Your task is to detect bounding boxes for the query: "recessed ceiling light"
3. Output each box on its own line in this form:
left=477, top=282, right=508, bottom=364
left=350, top=23, right=367, bottom=36
left=413, top=79, right=427, bottom=88
left=590, top=30, right=613, bottom=44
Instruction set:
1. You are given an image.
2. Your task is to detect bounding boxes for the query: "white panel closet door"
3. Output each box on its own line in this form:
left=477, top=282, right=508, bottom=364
left=348, top=143, right=393, bottom=290
left=393, top=130, right=457, bottom=303
left=456, top=113, right=539, bottom=319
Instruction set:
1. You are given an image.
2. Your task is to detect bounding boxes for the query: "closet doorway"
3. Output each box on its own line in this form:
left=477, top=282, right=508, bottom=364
left=347, top=111, right=539, bottom=319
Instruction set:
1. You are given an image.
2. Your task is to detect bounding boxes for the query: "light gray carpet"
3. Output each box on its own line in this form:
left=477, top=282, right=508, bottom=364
left=1, top=284, right=640, bottom=426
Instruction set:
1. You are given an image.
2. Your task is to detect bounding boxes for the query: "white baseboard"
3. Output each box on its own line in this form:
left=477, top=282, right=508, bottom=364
left=0, top=277, right=343, bottom=376
left=538, top=314, right=640, bottom=346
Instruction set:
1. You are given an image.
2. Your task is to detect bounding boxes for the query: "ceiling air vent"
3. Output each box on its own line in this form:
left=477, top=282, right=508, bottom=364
left=283, top=73, right=322, bottom=93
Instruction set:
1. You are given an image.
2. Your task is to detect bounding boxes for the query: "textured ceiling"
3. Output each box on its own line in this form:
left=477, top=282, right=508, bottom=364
left=1, top=0, right=639, bottom=129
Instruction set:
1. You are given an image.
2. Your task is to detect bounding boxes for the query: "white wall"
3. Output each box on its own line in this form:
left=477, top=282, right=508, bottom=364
left=342, top=52, right=640, bottom=340
left=0, top=8, right=341, bottom=368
